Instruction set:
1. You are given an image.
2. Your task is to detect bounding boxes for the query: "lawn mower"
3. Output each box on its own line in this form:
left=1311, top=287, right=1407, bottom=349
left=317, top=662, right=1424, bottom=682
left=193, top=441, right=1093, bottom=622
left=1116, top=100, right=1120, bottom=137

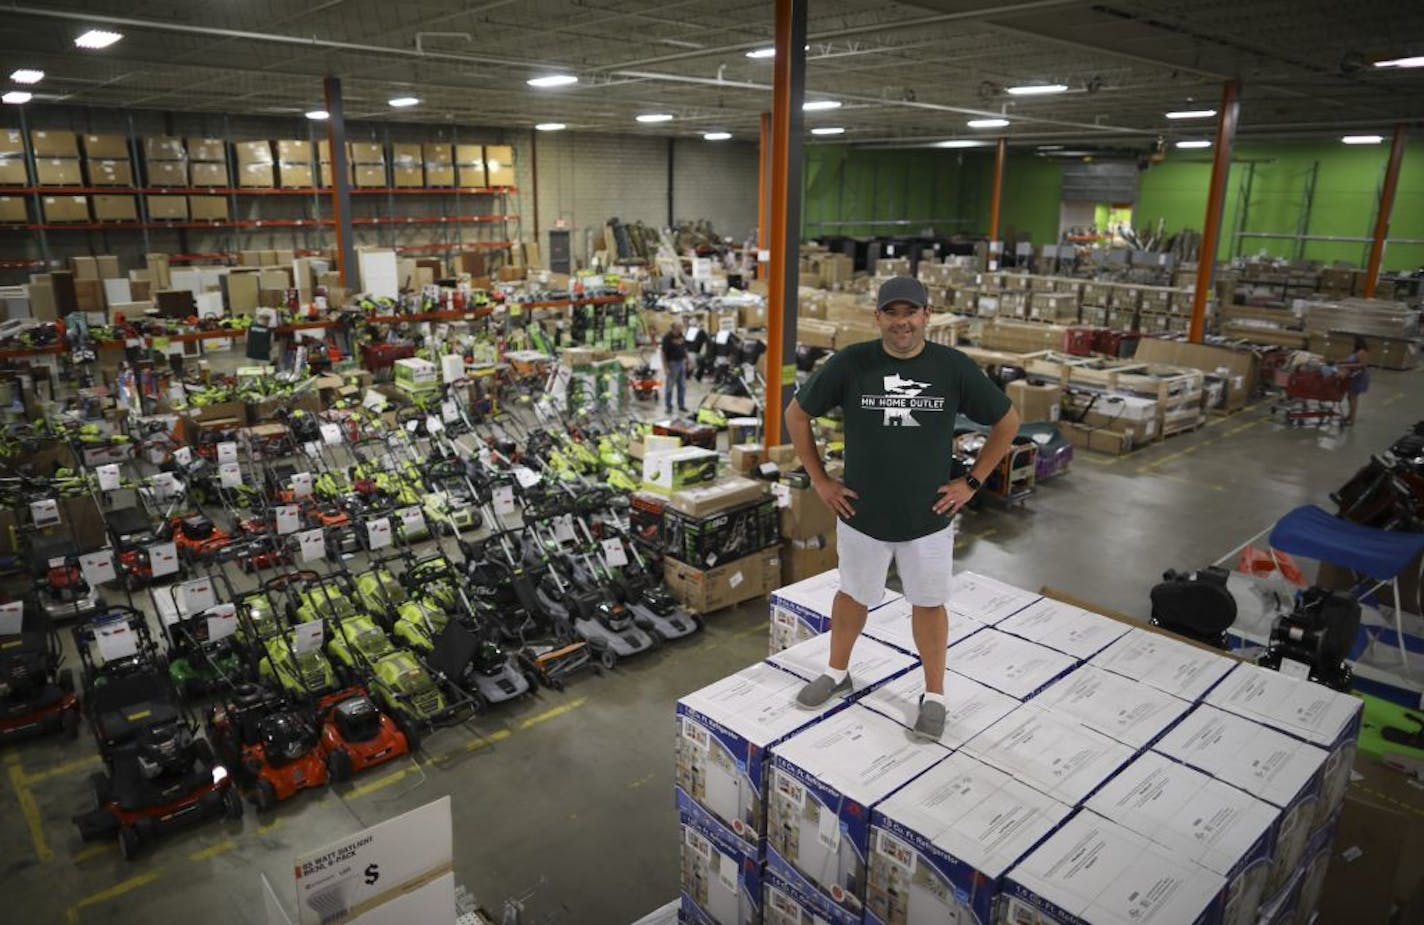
left=151, top=577, right=248, bottom=700
left=27, top=532, right=106, bottom=621
left=249, top=572, right=341, bottom=698
left=72, top=606, right=164, bottom=687
left=206, top=682, right=329, bottom=810
left=629, top=363, right=659, bottom=402
left=353, top=559, right=409, bottom=622
left=584, top=521, right=700, bottom=643
left=0, top=598, right=81, bottom=741
left=106, top=505, right=167, bottom=590
left=162, top=512, right=233, bottom=564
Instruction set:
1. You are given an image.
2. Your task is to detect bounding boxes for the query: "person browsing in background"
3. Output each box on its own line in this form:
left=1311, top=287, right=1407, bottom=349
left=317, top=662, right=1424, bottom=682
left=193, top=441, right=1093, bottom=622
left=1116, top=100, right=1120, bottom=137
left=660, top=321, right=689, bottom=414
left=783, top=276, right=1021, bottom=742
left=1340, top=335, right=1371, bottom=426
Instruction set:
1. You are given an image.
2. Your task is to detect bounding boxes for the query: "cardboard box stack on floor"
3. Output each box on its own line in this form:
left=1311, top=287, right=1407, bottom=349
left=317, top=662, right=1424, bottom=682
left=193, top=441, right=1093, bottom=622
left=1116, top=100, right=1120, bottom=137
left=676, top=569, right=1361, bottom=924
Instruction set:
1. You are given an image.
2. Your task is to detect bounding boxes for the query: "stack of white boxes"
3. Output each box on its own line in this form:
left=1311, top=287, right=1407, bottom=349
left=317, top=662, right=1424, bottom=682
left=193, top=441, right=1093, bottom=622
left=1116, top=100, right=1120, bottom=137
left=677, top=569, right=1360, bottom=924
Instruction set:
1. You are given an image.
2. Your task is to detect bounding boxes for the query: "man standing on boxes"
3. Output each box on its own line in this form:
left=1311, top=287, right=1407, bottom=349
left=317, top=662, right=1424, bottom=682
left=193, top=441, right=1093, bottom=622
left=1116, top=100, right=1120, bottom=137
left=785, top=276, right=1020, bottom=740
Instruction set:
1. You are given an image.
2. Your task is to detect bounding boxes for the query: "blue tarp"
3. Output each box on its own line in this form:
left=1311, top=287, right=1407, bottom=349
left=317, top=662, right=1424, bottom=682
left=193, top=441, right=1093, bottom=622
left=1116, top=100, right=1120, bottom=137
left=1269, top=505, right=1424, bottom=581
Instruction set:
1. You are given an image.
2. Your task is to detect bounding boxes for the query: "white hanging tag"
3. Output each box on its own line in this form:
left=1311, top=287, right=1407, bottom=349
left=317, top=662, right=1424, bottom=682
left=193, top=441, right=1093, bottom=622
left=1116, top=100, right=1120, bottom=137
left=79, top=550, right=117, bottom=587
left=95, top=621, right=138, bottom=662
left=397, top=506, right=426, bottom=535
left=219, top=462, right=242, bottom=488
left=362, top=389, right=386, bottom=411
left=441, top=400, right=458, bottom=423
left=29, top=499, right=60, bottom=527
left=771, top=482, right=792, bottom=509
left=180, top=577, right=217, bottom=615
left=147, top=541, right=179, bottom=577
left=320, top=422, right=343, bottom=445
left=217, top=441, right=238, bottom=464
left=151, top=471, right=180, bottom=501
left=0, top=600, right=22, bottom=635
left=205, top=604, right=238, bottom=642
left=293, top=620, right=324, bottom=654
left=298, top=528, right=326, bottom=562
left=493, top=485, right=518, bottom=517
left=513, top=466, right=541, bottom=489
left=552, top=514, right=576, bottom=543
left=426, top=415, right=444, bottom=434
left=366, top=517, right=393, bottom=550
left=291, top=472, right=314, bottom=498
left=275, top=505, right=301, bottom=535
left=602, top=537, right=628, bottom=568
left=97, top=464, right=122, bottom=492
left=173, top=446, right=192, bottom=466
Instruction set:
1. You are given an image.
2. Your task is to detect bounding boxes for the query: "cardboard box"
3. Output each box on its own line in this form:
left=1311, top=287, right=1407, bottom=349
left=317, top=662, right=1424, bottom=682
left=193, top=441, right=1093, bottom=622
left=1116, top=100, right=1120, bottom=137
left=422, top=143, right=452, bottom=165
left=392, top=165, right=424, bottom=187
left=767, top=705, right=949, bottom=915
left=866, top=752, right=1074, bottom=925
left=73, top=278, right=103, bottom=313
left=87, top=158, right=134, bottom=186
left=186, top=137, right=226, bottom=161
left=947, top=627, right=1079, bottom=700
left=30, top=130, right=79, bottom=157
left=1034, top=664, right=1193, bottom=749
left=947, top=570, right=1042, bottom=626
left=642, top=446, right=719, bottom=494
left=41, top=195, right=90, bottom=223
left=965, top=703, right=1135, bottom=807
left=1089, top=626, right=1236, bottom=701
left=769, top=568, right=903, bottom=654
left=663, top=546, right=781, bottom=614
left=993, top=596, right=1131, bottom=660
left=92, top=195, right=138, bottom=221
left=0, top=195, right=27, bottom=222
left=275, top=139, right=311, bottom=162
left=95, top=255, right=119, bottom=278
left=144, top=195, right=186, bottom=220
left=146, top=252, right=172, bottom=290
left=393, top=357, right=438, bottom=392
left=779, top=534, right=837, bottom=585
left=457, top=162, right=488, bottom=187
left=71, top=256, right=98, bottom=279
left=277, top=163, right=314, bottom=187
left=664, top=496, right=778, bottom=569
left=190, top=162, right=229, bottom=186
left=0, top=128, right=19, bottom=158
left=145, top=160, right=187, bottom=187
left=223, top=270, right=260, bottom=313
left=188, top=195, right=229, bottom=221
left=763, top=870, right=860, bottom=925
left=424, top=165, right=455, bottom=186
left=454, top=143, right=484, bottom=165
left=349, top=141, right=384, bottom=163
left=238, top=162, right=275, bottom=187
left=354, top=165, right=386, bottom=187
left=83, top=134, right=130, bottom=158
left=484, top=144, right=515, bottom=185
left=777, top=481, right=836, bottom=541
left=678, top=810, right=763, bottom=925
left=1006, top=378, right=1061, bottom=423
left=143, top=136, right=184, bottom=160
left=768, top=633, right=917, bottom=700
left=675, top=661, right=842, bottom=846
left=1002, top=811, right=1227, bottom=925
left=728, top=443, right=763, bottom=475
left=36, top=158, right=82, bottom=185
left=235, top=140, right=273, bottom=165
left=0, top=157, right=27, bottom=184
left=665, top=475, right=769, bottom=518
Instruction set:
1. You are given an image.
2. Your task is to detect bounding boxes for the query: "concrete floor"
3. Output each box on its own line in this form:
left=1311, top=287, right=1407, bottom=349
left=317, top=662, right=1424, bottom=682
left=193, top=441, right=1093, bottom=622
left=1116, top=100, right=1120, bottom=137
left=3, top=365, right=1419, bottom=924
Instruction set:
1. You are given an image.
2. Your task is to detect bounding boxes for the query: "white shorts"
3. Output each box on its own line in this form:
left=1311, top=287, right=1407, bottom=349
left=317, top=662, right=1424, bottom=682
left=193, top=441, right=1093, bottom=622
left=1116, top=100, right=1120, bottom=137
left=836, top=520, right=954, bottom=608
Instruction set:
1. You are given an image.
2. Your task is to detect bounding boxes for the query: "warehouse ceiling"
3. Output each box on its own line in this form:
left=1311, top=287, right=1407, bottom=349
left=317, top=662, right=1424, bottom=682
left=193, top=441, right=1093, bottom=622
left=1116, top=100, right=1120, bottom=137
left=2, top=0, right=1422, bottom=150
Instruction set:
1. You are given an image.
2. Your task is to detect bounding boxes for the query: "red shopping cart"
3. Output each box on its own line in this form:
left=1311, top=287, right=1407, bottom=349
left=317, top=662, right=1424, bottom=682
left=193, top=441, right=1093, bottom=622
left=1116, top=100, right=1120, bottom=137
left=1272, top=366, right=1350, bottom=427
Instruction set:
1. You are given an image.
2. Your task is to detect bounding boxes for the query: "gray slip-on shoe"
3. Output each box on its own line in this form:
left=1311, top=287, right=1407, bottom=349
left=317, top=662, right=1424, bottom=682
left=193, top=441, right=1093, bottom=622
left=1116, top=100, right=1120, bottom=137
left=795, top=673, right=852, bottom=709
left=912, top=697, right=946, bottom=742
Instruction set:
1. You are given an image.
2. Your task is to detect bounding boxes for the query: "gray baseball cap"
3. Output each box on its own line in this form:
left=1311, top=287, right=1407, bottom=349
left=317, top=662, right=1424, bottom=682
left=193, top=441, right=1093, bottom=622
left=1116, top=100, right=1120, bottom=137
left=876, top=276, right=929, bottom=311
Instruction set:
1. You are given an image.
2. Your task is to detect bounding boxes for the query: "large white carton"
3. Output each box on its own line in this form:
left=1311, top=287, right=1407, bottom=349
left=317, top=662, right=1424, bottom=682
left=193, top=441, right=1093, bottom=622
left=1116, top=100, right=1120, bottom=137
left=679, top=807, right=763, bottom=925
left=676, top=663, right=842, bottom=845
left=1085, top=751, right=1278, bottom=925
left=1201, top=663, right=1361, bottom=831
left=996, top=598, right=1132, bottom=659
left=769, top=568, right=903, bottom=654
left=866, top=752, right=1073, bottom=925
left=1291, top=809, right=1338, bottom=923
left=946, top=627, right=1078, bottom=700
left=1034, top=665, right=1193, bottom=749
left=1090, top=626, right=1236, bottom=701
left=948, top=570, right=1041, bottom=625
left=766, top=633, right=918, bottom=701
left=962, top=704, right=1135, bottom=806
left=859, top=669, right=1020, bottom=748
left=767, top=705, right=950, bottom=916
left=862, top=596, right=984, bottom=655
left=762, top=868, right=859, bottom=925
left=1002, top=810, right=1227, bottom=925
left=1153, top=704, right=1327, bottom=900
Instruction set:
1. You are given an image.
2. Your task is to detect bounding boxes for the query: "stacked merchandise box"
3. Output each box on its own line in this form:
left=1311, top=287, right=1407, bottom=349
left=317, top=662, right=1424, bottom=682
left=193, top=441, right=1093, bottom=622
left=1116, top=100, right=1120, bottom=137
left=775, top=475, right=838, bottom=586
left=660, top=477, right=781, bottom=614
left=186, top=137, right=229, bottom=187
left=392, top=142, right=424, bottom=187
left=1032, top=665, right=1193, bottom=750
left=424, top=143, right=454, bottom=187
left=485, top=144, right=515, bottom=186
left=42, top=195, right=90, bottom=223
left=142, top=135, right=187, bottom=188
left=766, top=633, right=919, bottom=703
left=944, top=628, right=1079, bottom=701
left=92, top=194, right=139, bottom=222
left=664, top=494, right=779, bottom=569
left=235, top=140, right=275, bottom=188
left=316, top=139, right=351, bottom=188
left=83, top=133, right=134, bottom=187
left=455, top=143, right=487, bottom=187
left=946, top=570, right=1042, bottom=626
left=0, top=128, right=26, bottom=185
left=860, top=596, right=985, bottom=660
left=768, top=568, right=903, bottom=654
left=0, top=193, right=25, bottom=222
left=1089, top=625, right=1237, bottom=702
left=275, top=139, right=314, bottom=188
left=993, top=597, right=1132, bottom=661
left=350, top=141, right=386, bottom=188
left=33, top=130, right=82, bottom=187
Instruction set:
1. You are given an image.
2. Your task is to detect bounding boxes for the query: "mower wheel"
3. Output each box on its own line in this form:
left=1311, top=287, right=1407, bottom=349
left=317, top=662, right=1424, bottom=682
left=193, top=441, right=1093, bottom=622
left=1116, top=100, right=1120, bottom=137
left=468, top=691, right=489, bottom=715
left=397, top=718, right=421, bottom=753
left=117, top=825, right=140, bottom=861
left=522, top=669, right=542, bottom=693
left=254, top=779, right=277, bottom=813
left=223, top=787, right=244, bottom=820
left=326, top=748, right=353, bottom=783
left=599, top=649, right=617, bottom=671
left=194, top=738, right=216, bottom=769
left=90, top=772, right=111, bottom=805
left=58, top=668, right=74, bottom=693
left=62, top=707, right=80, bottom=739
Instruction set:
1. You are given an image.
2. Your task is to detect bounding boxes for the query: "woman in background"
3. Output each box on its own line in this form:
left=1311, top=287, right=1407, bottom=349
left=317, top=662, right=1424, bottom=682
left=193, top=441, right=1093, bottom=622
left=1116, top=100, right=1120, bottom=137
left=1340, top=335, right=1371, bottom=425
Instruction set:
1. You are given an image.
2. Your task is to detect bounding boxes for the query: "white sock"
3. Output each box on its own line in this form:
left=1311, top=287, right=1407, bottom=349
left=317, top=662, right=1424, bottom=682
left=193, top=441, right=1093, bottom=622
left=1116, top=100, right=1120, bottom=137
left=921, top=691, right=945, bottom=706
left=824, top=666, right=848, bottom=684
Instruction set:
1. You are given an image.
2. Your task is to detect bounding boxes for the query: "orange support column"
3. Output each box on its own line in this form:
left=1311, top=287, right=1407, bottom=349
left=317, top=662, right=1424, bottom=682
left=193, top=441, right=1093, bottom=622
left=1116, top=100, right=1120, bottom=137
left=1363, top=124, right=1408, bottom=298
left=1189, top=80, right=1240, bottom=344
left=988, top=136, right=1006, bottom=242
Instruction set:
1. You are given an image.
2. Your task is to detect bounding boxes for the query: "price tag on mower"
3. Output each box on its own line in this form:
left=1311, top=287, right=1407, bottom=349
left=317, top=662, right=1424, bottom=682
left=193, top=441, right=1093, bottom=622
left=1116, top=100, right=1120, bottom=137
left=205, top=604, right=238, bottom=643
left=275, top=505, right=301, bottom=535
left=95, top=621, right=138, bottom=663
left=0, top=600, right=22, bottom=635
left=362, top=389, right=386, bottom=411
left=97, top=464, right=122, bottom=492
left=179, top=578, right=217, bottom=616
left=425, top=415, right=444, bottom=435
left=291, top=472, right=314, bottom=498
left=366, top=517, right=393, bottom=551
left=513, top=466, right=541, bottom=490
left=441, top=400, right=458, bottom=423
left=216, top=441, right=238, bottom=464
left=553, top=515, right=576, bottom=543
left=771, top=483, right=792, bottom=509
left=150, top=471, right=180, bottom=501
left=320, top=423, right=343, bottom=446
left=397, top=506, right=425, bottom=536
left=29, top=499, right=60, bottom=528
left=298, top=528, right=326, bottom=562
left=79, top=551, right=117, bottom=587
left=146, top=541, right=179, bottom=577
left=601, top=538, right=628, bottom=569
left=492, top=485, right=518, bottom=518
left=293, top=620, right=324, bottom=655
left=302, top=441, right=322, bottom=460
left=219, top=462, right=242, bottom=489
left=173, top=446, right=192, bottom=466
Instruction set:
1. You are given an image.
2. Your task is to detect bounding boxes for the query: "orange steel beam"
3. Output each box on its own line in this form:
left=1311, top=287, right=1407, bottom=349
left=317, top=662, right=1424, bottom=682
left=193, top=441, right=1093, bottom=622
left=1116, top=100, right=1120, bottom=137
left=757, top=111, right=770, bottom=280
left=1364, top=124, right=1408, bottom=298
left=1189, top=79, right=1240, bottom=343
left=988, top=136, right=1007, bottom=242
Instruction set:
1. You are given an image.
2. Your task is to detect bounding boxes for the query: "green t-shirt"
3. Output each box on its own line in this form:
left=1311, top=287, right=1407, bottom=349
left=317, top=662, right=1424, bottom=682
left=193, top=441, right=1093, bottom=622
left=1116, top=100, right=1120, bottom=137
left=795, top=339, right=1012, bottom=542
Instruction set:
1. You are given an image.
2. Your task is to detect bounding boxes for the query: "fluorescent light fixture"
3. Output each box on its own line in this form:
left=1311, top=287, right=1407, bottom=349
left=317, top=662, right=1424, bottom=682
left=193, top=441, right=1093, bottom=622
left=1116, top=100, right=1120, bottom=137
left=305, top=110, right=329, bottom=121
left=1036, top=144, right=1064, bottom=150
left=967, top=118, right=1009, bottom=129
left=635, top=113, right=674, bottom=123
left=1342, top=134, right=1384, bottom=144
left=802, top=100, right=842, bottom=112
left=1175, top=139, right=1211, bottom=149
left=745, top=47, right=776, bottom=59
left=1373, top=55, right=1424, bottom=69
left=75, top=29, right=123, bottom=49
left=388, top=96, right=420, bottom=108
left=810, top=127, right=845, bottom=136
left=1166, top=109, right=1216, bottom=119
left=527, top=74, right=578, bottom=88
left=9, top=69, right=43, bottom=85
left=702, top=131, right=732, bottom=141
left=936, top=140, right=984, bottom=148
left=535, top=122, right=566, bottom=132
left=1006, top=83, right=1068, bottom=96
left=2, top=91, right=32, bottom=105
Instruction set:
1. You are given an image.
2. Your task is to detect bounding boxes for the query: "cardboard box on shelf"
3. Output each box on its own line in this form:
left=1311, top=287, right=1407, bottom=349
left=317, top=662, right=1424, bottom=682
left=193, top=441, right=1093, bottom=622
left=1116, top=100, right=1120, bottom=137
left=389, top=142, right=420, bottom=166
left=349, top=141, right=384, bottom=163
left=188, top=195, right=228, bottom=221
left=30, top=130, right=79, bottom=158
left=144, top=194, right=188, bottom=220
left=663, top=545, right=781, bottom=614
left=93, top=195, right=138, bottom=222
left=83, top=134, right=130, bottom=158
left=454, top=143, right=484, bottom=165
left=145, top=160, right=187, bottom=187
left=275, top=139, right=311, bottom=162
left=0, top=129, right=19, bottom=158
left=71, top=256, right=98, bottom=279
left=87, top=159, right=134, bottom=186
left=190, top=162, right=229, bottom=187
left=422, top=143, right=452, bottom=165
left=424, top=165, right=455, bottom=186
left=456, top=162, right=487, bottom=187
left=484, top=144, right=515, bottom=185
left=41, top=195, right=90, bottom=223
left=0, top=158, right=27, bottom=184
left=277, top=163, right=313, bottom=187
left=354, top=165, right=386, bottom=187
left=238, top=162, right=275, bottom=187
left=0, top=196, right=28, bottom=222
left=145, top=252, right=172, bottom=290
left=36, top=158, right=83, bottom=185
left=222, top=270, right=260, bottom=314
left=234, top=140, right=273, bottom=165
left=392, top=165, right=424, bottom=187
left=142, top=136, right=184, bottom=160
left=186, top=137, right=226, bottom=161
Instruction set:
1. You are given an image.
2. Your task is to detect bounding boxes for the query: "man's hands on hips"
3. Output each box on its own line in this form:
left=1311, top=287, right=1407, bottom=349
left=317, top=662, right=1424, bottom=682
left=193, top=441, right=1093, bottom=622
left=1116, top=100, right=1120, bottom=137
left=933, top=479, right=977, bottom=516
left=813, top=477, right=859, bottom=519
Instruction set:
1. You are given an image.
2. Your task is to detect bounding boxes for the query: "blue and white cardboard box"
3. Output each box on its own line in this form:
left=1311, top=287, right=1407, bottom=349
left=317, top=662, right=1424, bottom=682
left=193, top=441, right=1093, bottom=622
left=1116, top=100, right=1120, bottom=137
left=1291, top=807, right=1338, bottom=920
left=863, top=596, right=984, bottom=656
left=946, top=627, right=1079, bottom=701
left=1085, top=750, right=1278, bottom=925
left=766, top=705, right=949, bottom=917
left=765, top=633, right=918, bottom=701
left=676, top=662, right=843, bottom=846
left=1201, top=662, right=1362, bottom=832
left=761, top=867, right=860, bottom=925
left=1033, top=664, right=1193, bottom=750
left=769, top=568, right=903, bottom=654
left=947, top=570, right=1042, bottom=626
left=1153, top=704, right=1327, bottom=902
left=865, top=751, right=1073, bottom=925
left=679, top=797, right=763, bottom=925
left=859, top=668, right=1019, bottom=749
left=961, top=703, right=1135, bottom=807
left=995, top=597, right=1132, bottom=660
left=1002, top=810, right=1228, bottom=925
left=1255, top=869, right=1301, bottom=925
left=1089, top=626, right=1235, bottom=702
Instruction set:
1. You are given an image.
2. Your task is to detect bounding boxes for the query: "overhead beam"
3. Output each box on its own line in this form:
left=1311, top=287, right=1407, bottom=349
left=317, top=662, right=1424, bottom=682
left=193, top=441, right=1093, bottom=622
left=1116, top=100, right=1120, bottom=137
left=1363, top=124, right=1408, bottom=298
left=1189, top=80, right=1241, bottom=344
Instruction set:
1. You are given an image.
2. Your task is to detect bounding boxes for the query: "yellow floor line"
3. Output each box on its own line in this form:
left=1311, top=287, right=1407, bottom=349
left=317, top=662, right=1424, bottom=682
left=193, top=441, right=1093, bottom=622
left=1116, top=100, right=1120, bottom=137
left=187, top=838, right=237, bottom=862
left=6, top=754, right=52, bottom=862
left=67, top=869, right=164, bottom=922
left=733, top=623, right=767, bottom=639
left=517, top=697, right=588, bottom=731
left=344, top=766, right=413, bottom=800
left=257, top=817, right=283, bottom=835
left=72, top=842, right=115, bottom=863
left=25, top=753, right=101, bottom=785
left=454, top=727, right=514, bottom=756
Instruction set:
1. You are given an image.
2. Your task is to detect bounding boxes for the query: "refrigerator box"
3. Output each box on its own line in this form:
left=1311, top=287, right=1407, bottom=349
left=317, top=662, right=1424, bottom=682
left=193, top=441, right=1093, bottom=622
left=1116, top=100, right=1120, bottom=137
left=859, top=667, right=1019, bottom=749
left=962, top=704, right=1135, bottom=806
left=1002, top=810, right=1227, bottom=925
left=1153, top=704, right=1327, bottom=901
left=947, top=571, right=1041, bottom=626
left=675, top=662, right=843, bottom=845
left=1085, top=750, right=1278, bottom=925
left=768, top=567, right=903, bottom=654
left=995, top=597, right=1132, bottom=660
left=766, top=633, right=918, bottom=704
left=945, top=627, right=1078, bottom=700
left=1089, top=626, right=1236, bottom=701
left=762, top=868, right=859, bottom=925
left=679, top=802, right=763, bottom=925
left=867, top=751, right=1073, bottom=925
left=767, top=705, right=949, bottom=917
left=1033, top=664, right=1192, bottom=749
left=862, top=596, right=983, bottom=656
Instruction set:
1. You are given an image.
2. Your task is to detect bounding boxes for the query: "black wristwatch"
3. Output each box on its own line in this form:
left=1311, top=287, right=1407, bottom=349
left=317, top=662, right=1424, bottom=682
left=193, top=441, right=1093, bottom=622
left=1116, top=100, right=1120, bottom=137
left=964, top=473, right=982, bottom=492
